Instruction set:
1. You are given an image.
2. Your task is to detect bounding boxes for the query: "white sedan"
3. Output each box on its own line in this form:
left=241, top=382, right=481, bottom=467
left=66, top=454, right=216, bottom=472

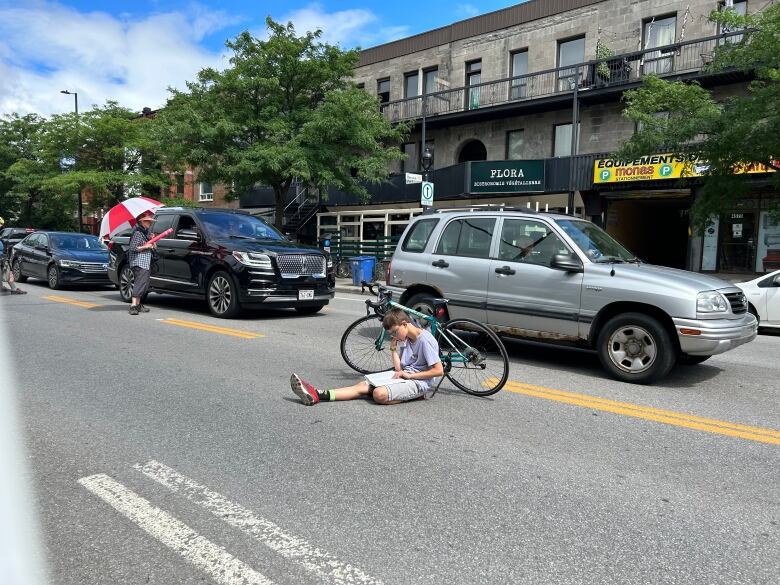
left=735, top=270, right=780, bottom=329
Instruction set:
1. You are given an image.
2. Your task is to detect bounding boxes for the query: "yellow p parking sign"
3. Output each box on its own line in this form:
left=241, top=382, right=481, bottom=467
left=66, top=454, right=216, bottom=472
left=421, top=181, right=434, bottom=206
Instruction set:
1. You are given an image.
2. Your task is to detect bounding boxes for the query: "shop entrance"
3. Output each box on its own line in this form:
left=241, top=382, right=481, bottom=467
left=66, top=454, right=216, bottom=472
left=604, top=196, right=690, bottom=269
left=719, top=211, right=756, bottom=273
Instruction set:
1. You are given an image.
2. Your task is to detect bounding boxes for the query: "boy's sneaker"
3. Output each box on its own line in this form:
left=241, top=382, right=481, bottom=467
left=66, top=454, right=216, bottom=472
left=138, top=304, right=150, bottom=313
left=290, top=373, right=320, bottom=405
left=128, top=305, right=139, bottom=315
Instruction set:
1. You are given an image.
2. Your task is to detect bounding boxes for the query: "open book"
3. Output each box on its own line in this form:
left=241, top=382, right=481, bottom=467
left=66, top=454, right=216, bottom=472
left=364, top=370, right=399, bottom=387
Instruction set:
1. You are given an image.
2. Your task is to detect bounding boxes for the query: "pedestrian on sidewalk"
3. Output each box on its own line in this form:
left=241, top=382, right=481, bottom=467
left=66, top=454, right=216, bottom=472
left=290, top=308, right=443, bottom=405
left=127, top=210, right=156, bottom=315
left=0, top=219, right=26, bottom=295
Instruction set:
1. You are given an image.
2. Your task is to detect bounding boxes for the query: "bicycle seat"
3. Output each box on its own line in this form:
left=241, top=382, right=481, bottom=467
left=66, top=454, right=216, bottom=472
left=432, top=298, right=449, bottom=308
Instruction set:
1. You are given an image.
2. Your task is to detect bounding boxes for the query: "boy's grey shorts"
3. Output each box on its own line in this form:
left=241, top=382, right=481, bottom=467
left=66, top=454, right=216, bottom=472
left=377, top=379, right=427, bottom=402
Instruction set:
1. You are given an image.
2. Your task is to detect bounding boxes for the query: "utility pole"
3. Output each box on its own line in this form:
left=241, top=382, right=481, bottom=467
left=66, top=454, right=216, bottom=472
left=567, top=69, right=580, bottom=215
left=60, top=90, right=82, bottom=232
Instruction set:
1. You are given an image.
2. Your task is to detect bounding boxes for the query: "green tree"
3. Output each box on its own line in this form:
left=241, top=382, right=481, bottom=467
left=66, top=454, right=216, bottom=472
left=42, top=102, right=169, bottom=214
left=617, top=4, right=780, bottom=227
left=0, top=113, right=75, bottom=229
left=154, top=18, right=407, bottom=227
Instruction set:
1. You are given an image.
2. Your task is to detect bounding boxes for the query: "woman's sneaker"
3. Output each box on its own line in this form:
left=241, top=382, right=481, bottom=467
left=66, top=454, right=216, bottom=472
left=290, top=373, right=320, bottom=405
left=128, top=305, right=139, bottom=315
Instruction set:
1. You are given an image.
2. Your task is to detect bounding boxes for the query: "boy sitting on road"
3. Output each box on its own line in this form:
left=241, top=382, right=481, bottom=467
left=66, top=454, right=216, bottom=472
left=290, top=308, right=443, bottom=406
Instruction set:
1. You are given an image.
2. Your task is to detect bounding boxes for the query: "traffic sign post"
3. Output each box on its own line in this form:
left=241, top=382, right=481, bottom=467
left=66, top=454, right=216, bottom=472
left=420, top=181, right=434, bottom=207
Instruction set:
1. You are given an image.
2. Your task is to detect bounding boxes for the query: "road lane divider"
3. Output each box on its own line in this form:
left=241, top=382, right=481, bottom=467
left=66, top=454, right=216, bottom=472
left=42, top=294, right=100, bottom=309
left=499, top=380, right=780, bottom=446
left=78, top=473, right=275, bottom=585
left=159, top=318, right=264, bottom=339
left=135, top=460, right=384, bottom=585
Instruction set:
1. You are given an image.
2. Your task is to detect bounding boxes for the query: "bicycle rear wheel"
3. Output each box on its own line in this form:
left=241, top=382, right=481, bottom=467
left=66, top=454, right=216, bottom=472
left=437, top=319, right=509, bottom=396
left=340, top=314, right=394, bottom=374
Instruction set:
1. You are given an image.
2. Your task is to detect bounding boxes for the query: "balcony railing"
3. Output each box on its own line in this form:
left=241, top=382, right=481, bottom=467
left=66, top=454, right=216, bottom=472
left=379, top=31, right=746, bottom=123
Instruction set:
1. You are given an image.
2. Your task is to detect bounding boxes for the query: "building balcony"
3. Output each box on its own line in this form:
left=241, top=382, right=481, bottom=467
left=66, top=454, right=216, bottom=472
left=379, top=31, right=747, bottom=125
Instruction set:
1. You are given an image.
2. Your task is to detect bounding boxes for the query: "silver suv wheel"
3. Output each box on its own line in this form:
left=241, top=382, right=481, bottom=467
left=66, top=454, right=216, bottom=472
left=606, top=325, right=657, bottom=374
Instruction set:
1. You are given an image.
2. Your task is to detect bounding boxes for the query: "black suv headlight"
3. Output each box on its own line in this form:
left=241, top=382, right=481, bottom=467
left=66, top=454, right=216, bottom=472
left=232, top=251, right=273, bottom=270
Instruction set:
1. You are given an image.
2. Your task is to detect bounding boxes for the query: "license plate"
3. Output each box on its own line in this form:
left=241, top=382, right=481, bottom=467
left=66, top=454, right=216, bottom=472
left=298, top=290, right=314, bottom=300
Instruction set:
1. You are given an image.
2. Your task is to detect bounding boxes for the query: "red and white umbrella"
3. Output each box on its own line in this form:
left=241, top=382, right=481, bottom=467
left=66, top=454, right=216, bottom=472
left=99, top=196, right=163, bottom=240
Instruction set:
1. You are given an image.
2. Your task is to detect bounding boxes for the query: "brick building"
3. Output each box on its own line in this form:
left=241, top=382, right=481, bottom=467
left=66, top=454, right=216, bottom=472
left=295, top=0, right=777, bottom=275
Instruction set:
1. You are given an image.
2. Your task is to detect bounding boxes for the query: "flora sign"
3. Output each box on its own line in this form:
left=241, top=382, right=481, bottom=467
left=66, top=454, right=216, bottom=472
left=469, top=160, right=545, bottom=194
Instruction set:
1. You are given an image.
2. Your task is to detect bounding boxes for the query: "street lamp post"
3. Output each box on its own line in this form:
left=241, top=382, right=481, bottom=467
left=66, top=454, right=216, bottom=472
left=60, top=90, right=82, bottom=233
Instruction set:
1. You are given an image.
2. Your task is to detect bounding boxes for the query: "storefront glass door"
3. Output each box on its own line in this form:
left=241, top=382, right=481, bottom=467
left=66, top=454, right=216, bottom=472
left=720, top=212, right=756, bottom=273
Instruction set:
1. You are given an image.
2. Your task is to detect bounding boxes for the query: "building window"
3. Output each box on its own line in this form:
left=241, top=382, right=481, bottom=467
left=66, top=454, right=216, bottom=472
left=557, top=36, right=585, bottom=91
left=506, top=130, right=524, bottom=159
left=401, top=142, right=418, bottom=173
left=643, top=15, right=676, bottom=74
left=510, top=50, right=528, bottom=99
left=466, top=60, right=481, bottom=109
left=175, top=174, right=185, bottom=195
left=553, top=123, right=580, bottom=157
left=404, top=71, right=419, bottom=98
left=423, top=67, right=438, bottom=94
left=719, top=1, right=747, bottom=43
left=198, top=182, right=213, bottom=202
left=377, top=78, right=390, bottom=104
left=356, top=82, right=365, bottom=90
left=636, top=111, right=669, bottom=133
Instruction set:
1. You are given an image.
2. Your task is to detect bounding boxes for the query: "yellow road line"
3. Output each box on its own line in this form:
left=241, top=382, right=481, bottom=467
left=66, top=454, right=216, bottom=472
left=499, top=380, right=780, bottom=446
left=43, top=295, right=99, bottom=309
left=160, top=318, right=264, bottom=339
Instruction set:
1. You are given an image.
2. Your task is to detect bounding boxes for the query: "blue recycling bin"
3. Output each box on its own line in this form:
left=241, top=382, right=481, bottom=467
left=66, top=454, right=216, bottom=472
left=349, top=256, right=376, bottom=286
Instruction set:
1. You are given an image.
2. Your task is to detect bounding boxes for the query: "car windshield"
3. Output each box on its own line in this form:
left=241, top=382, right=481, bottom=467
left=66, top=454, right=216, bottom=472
left=198, top=212, right=286, bottom=241
left=50, top=234, right=107, bottom=251
left=555, top=219, right=636, bottom=262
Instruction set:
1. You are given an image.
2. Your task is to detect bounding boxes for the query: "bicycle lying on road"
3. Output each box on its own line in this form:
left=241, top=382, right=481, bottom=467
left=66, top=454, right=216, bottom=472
left=340, top=282, right=510, bottom=397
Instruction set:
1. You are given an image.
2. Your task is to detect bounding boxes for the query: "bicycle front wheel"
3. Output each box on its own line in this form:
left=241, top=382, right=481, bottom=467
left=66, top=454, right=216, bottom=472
left=438, top=319, right=509, bottom=396
left=340, top=314, right=393, bottom=374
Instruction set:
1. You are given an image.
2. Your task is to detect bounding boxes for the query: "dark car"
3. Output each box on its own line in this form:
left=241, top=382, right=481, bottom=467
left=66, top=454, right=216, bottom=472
left=11, top=231, right=110, bottom=289
left=108, top=208, right=335, bottom=318
left=0, top=227, right=37, bottom=254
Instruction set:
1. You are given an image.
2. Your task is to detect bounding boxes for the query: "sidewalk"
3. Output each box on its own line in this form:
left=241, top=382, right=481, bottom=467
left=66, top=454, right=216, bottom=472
left=334, top=277, right=374, bottom=295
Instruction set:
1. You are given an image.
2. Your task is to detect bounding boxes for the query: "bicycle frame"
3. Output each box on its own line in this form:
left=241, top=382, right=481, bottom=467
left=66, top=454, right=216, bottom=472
left=366, top=290, right=477, bottom=367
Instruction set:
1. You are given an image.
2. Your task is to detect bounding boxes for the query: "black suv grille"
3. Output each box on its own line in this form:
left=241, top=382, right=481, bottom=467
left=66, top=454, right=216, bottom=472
left=724, top=292, right=747, bottom=314
left=277, top=254, right=325, bottom=276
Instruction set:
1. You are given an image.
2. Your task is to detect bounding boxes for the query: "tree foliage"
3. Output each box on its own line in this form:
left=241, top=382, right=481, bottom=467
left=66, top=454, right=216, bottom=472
left=154, top=18, right=407, bottom=227
left=1, top=104, right=169, bottom=230
left=617, top=3, right=780, bottom=227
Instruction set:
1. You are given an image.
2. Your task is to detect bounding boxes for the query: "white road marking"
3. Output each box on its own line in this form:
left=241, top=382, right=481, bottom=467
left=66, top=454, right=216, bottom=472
left=334, top=295, right=370, bottom=302
left=136, top=460, right=383, bottom=585
left=78, top=474, right=275, bottom=585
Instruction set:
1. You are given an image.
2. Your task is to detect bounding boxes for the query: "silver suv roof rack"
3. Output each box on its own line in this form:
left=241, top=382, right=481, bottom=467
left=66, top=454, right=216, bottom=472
left=421, top=204, right=541, bottom=215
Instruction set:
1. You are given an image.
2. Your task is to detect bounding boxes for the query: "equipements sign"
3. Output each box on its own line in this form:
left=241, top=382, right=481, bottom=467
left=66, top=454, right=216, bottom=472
left=594, top=154, right=778, bottom=184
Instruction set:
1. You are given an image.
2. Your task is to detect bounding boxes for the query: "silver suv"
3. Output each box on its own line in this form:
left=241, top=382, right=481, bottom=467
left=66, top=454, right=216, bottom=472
left=384, top=206, right=757, bottom=384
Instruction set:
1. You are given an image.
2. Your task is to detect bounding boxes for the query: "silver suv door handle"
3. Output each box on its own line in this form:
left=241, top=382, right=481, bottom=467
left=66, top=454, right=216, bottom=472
left=495, top=266, right=516, bottom=276
left=431, top=259, right=449, bottom=268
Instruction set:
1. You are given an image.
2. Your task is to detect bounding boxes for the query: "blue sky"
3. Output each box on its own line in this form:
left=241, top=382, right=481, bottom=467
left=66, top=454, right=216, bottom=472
left=0, top=0, right=520, bottom=116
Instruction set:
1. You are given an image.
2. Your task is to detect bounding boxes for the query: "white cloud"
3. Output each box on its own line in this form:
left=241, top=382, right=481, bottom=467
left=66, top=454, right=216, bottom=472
left=276, top=3, right=410, bottom=49
left=0, top=1, right=237, bottom=116
left=0, top=1, right=410, bottom=117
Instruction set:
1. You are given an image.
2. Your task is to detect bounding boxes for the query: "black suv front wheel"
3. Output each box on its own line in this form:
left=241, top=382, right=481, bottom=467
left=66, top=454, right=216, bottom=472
left=207, top=271, right=241, bottom=318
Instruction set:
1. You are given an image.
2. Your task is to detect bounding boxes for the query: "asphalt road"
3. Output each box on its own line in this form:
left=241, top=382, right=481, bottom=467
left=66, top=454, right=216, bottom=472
left=2, top=280, right=778, bottom=585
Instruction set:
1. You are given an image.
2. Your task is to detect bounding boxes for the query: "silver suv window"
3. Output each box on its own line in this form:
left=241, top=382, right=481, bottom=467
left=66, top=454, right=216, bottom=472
left=401, top=218, right=439, bottom=252
left=498, top=219, right=571, bottom=266
left=435, top=218, right=496, bottom=258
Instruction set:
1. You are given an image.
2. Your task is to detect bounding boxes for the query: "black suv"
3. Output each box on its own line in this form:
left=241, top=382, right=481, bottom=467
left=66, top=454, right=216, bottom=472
left=108, top=208, right=335, bottom=318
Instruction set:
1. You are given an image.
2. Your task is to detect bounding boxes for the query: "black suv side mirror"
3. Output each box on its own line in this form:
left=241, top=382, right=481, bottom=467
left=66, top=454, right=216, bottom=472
left=177, top=228, right=201, bottom=242
left=550, top=253, right=584, bottom=273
